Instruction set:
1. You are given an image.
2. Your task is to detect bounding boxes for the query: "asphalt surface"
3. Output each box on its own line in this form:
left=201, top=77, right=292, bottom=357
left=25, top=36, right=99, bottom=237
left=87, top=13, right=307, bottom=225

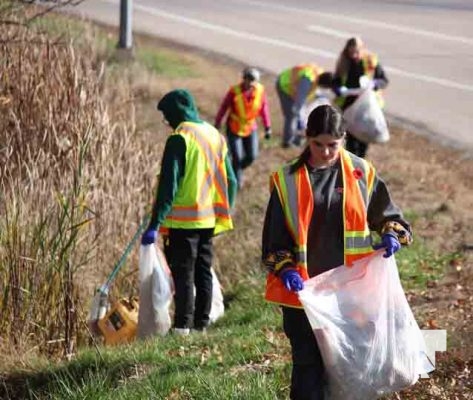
left=71, top=0, right=473, bottom=152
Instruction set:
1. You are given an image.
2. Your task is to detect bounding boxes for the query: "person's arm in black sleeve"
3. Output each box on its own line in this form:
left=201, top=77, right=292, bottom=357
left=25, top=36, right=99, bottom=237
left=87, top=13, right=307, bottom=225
left=373, top=63, right=389, bottom=91
left=148, top=135, right=186, bottom=230
left=332, top=75, right=343, bottom=96
left=262, top=188, right=297, bottom=274
left=367, top=175, right=413, bottom=245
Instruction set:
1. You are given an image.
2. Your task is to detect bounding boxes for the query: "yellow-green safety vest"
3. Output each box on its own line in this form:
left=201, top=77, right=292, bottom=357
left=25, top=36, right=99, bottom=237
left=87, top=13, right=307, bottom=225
left=162, top=121, right=233, bottom=235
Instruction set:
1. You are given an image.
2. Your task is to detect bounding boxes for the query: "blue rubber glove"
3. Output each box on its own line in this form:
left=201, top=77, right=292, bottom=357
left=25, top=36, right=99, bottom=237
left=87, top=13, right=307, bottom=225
left=141, top=229, right=158, bottom=245
left=280, top=269, right=304, bottom=292
left=373, top=233, right=401, bottom=258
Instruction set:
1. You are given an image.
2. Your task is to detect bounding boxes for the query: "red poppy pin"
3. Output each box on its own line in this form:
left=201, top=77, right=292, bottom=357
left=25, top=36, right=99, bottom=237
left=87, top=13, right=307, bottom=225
left=353, top=167, right=363, bottom=180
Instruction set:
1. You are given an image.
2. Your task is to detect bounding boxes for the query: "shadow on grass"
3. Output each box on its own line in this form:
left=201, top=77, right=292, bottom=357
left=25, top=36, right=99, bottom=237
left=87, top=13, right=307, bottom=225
left=0, top=357, right=138, bottom=400
left=1, top=350, right=201, bottom=400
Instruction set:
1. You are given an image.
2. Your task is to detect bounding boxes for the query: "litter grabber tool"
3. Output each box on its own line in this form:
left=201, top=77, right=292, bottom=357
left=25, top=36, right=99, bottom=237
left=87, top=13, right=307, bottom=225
left=88, top=215, right=150, bottom=344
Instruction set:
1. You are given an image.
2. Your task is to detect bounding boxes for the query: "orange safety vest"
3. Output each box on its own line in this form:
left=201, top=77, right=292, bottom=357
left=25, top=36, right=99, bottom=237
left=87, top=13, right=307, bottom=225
left=228, top=83, right=264, bottom=137
left=265, top=148, right=376, bottom=308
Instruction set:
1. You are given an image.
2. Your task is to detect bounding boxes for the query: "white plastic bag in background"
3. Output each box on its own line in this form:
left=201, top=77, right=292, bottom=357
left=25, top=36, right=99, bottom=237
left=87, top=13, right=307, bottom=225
left=209, top=268, right=225, bottom=323
left=300, top=95, right=332, bottom=128
left=137, top=245, right=173, bottom=338
left=342, top=88, right=390, bottom=144
left=298, top=252, right=433, bottom=400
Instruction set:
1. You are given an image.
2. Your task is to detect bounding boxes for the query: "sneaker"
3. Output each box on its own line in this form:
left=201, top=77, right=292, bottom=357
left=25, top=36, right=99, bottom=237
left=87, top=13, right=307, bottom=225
left=192, top=327, right=207, bottom=335
left=281, top=142, right=294, bottom=149
left=173, top=327, right=190, bottom=336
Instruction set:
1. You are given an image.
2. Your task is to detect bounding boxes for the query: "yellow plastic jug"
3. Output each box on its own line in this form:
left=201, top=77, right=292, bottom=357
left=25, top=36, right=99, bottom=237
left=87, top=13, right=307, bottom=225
left=97, top=297, right=139, bottom=345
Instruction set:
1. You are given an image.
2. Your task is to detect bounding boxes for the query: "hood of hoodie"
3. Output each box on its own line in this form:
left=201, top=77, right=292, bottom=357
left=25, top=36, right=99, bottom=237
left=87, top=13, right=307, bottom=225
left=157, top=89, right=202, bottom=129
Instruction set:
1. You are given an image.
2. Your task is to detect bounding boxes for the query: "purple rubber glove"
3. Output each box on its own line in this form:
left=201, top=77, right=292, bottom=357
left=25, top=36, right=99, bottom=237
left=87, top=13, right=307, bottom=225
left=373, top=233, right=401, bottom=258
left=141, top=229, right=158, bottom=245
left=280, top=269, right=304, bottom=292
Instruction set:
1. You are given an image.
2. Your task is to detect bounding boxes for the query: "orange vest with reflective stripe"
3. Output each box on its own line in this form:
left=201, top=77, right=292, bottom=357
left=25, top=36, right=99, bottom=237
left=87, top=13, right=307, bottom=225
left=265, top=149, right=376, bottom=308
left=228, top=83, right=264, bottom=137
left=162, top=121, right=233, bottom=235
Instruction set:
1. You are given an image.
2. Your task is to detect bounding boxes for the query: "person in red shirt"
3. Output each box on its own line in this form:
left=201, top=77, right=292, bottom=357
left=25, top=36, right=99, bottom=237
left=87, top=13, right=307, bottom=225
left=215, top=67, right=272, bottom=189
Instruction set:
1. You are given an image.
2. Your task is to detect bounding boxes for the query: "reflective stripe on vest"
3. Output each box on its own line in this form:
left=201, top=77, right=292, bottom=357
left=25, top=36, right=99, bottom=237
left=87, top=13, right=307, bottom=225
left=265, top=148, right=375, bottom=308
left=278, top=64, right=323, bottom=101
left=228, top=83, right=264, bottom=137
left=162, top=122, right=233, bottom=235
left=289, top=64, right=323, bottom=102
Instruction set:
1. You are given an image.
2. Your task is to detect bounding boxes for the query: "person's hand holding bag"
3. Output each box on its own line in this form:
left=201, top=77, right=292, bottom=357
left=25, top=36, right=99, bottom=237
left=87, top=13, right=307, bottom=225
left=141, top=229, right=158, bottom=246
left=373, top=233, right=401, bottom=258
left=280, top=269, right=304, bottom=292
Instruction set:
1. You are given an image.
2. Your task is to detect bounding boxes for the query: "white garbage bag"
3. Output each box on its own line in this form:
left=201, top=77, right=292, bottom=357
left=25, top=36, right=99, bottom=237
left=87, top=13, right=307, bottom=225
left=87, top=285, right=109, bottom=336
left=300, top=95, right=332, bottom=128
left=137, top=244, right=173, bottom=338
left=209, top=268, right=225, bottom=323
left=342, top=89, right=390, bottom=144
left=298, top=252, right=433, bottom=400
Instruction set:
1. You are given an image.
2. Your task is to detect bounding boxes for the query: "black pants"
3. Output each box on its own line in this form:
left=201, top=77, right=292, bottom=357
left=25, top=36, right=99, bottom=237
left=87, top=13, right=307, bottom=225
left=226, top=127, right=259, bottom=190
left=345, top=132, right=368, bottom=158
left=164, top=228, right=214, bottom=329
left=282, top=307, right=326, bottom=400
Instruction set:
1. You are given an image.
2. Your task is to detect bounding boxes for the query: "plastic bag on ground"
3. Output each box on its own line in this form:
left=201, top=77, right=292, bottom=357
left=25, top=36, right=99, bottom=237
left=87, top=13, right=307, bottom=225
left=137, top=244, right=173, bottom=338
left=87, top=286, right=109, bottom=336
left=342, top=88, right=390, bottom=144
left=298, top=252, right=433, bottom=400
left=209, top=268, right=225, bottom=323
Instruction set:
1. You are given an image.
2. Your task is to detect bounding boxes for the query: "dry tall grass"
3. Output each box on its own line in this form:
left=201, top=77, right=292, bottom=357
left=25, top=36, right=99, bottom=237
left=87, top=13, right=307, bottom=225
left=0, top=7, right=161, bottom=360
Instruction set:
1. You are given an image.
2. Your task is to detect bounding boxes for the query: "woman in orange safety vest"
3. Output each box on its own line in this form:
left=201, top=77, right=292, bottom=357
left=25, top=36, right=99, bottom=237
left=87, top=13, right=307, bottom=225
left=215, top=67, right=272, bottom=189
left=262, top=105, right=412, bottom=400
left=333, top=37, right=389, bottom=158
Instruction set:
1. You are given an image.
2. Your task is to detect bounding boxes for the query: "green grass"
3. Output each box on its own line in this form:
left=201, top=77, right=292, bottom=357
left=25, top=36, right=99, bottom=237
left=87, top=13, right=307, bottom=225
left=0, top=278, right=291, bottom=399
left=30, top=13, right=87, bottom=39
left=136, top=47, right=198, bottom=78
left=396, top=239, right=459, bottom=291
left=30, top=12, right=197, bottom=78
left=0, top=245, right=456, bottom=399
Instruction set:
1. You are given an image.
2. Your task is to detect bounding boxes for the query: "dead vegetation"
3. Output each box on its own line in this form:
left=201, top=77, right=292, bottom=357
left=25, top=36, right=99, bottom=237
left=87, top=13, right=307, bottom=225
left=0, top=3, right=471, bottom=398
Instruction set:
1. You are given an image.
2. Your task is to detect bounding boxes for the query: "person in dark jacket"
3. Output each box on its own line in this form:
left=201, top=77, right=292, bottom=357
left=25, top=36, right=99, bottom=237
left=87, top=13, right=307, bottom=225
left=332, top=37, right=389, bottom=158
left=141, top=89, right=238, bottom=335
left=262, top=105, right=412, bottom=399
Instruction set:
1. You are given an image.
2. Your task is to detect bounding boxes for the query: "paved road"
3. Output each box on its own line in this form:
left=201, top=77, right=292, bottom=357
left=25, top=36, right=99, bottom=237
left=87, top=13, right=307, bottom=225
left=72, top=0, right=473, bottom=151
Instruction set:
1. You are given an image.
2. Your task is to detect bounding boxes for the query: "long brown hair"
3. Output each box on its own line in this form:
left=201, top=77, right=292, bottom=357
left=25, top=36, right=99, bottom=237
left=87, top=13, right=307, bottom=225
left=335, top=37, right=364, bottom=78
left=289, top=105, right=345, bottom=174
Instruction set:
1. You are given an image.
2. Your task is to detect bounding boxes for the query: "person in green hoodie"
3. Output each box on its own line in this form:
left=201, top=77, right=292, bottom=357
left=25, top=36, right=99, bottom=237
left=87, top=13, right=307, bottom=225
left=141, top=89, right=238, bottom=335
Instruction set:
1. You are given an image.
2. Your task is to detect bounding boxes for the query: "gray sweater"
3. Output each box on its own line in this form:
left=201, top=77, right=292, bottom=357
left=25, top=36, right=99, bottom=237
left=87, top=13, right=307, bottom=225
left=262, top=159, right=410, bottom=277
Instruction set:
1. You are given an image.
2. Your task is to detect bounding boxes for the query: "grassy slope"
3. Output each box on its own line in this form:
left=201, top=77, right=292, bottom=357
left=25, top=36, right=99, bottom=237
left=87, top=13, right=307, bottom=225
left=1, top=11, right=472, bottom=400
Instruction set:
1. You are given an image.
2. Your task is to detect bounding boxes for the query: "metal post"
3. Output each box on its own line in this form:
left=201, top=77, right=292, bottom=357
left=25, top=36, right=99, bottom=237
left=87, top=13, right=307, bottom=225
left=118, top=0, right=133, bottom=49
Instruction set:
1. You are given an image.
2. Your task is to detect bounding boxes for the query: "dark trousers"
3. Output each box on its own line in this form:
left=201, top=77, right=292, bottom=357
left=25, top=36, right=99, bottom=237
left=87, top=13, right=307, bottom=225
left=276, top=81, right=301, bottom=147
left=226, top=127, right=259, bottom=189
left=282, top=307, right=326, bottom=400
left=345, top=132, right=368, bottom=158
left=164, top=228, right=214, bottom=329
